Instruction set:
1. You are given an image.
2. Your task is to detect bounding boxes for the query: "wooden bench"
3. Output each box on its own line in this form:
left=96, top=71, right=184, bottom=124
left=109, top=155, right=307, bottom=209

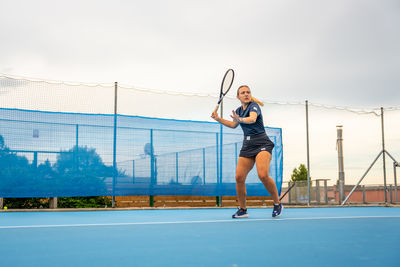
left=115, top=195, right=273, bottom=208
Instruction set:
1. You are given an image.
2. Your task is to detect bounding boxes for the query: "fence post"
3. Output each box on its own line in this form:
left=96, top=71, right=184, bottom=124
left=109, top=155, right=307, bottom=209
left=337, top=126, right=345, bottom=204
left=362, top=185, right=366, bottom=204
left=380, top=107, right=387, bottom=203
left=219, top=98, right=224, bottom=206
left=112, top=82, right=118, bottom=208
left=150, top=129, right=154, bottom=207
left=74, top=124, right=79, bottom=171
left=154, top=156, right=157, bottom=183
left=219, top=124, right=223, bottom=205
left=33, top=151, right=38, bottom=169
left=394, top=162, right=398, bottom=203
left=305, top=100, right=311, bottom=206
left=176, top=152, right=179, bottom=184
left=49, top=197, right=58, bottom=209
left=202, top=148, right=206, bottom=184
left=132, top=160, right=135, bottom=184
left=216, top=132, right=221, bottom=206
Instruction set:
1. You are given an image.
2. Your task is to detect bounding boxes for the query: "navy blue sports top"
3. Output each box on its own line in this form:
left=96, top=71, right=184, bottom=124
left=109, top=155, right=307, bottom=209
left=235, top=102, right=266, bottom=136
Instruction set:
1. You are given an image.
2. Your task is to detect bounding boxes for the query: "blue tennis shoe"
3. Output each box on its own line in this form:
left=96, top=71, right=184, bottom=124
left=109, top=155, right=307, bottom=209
left=232, top=208, right=248, bottom=218
left=272, top=203, right=283, bottom=217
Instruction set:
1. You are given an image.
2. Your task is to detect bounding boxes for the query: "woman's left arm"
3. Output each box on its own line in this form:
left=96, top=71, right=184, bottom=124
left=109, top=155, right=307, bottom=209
left=231, top=111, right=257, bottom=124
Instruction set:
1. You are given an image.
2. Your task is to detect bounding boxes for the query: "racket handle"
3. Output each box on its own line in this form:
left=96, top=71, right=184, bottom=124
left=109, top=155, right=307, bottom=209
left=213, top=105, right=220, bottom=114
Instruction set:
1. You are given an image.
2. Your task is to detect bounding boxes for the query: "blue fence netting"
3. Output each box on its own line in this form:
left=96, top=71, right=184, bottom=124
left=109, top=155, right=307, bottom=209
left=0, top=108, right=283, bottom=198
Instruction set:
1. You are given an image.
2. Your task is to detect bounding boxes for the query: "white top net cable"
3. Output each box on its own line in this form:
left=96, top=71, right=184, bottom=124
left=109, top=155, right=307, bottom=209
left=1, top=73, right=399, bottom=116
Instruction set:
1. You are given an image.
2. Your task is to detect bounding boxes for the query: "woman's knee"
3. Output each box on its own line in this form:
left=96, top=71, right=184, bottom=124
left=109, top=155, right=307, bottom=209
left=258, top=174, right=271, bottom=183
left=236, top=174, right=246, bottom=184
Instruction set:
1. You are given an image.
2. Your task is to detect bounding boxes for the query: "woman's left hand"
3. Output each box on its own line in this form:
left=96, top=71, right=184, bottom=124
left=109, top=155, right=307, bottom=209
left=230, top=110, right=241, bottom=123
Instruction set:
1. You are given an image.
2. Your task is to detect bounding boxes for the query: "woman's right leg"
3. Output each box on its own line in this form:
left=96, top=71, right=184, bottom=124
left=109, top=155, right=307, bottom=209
left=236, top=156, right=255, bottom=209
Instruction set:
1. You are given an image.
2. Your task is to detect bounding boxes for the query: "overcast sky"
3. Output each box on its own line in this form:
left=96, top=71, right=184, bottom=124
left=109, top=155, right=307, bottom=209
left=1, top=0, right=399, bottom=108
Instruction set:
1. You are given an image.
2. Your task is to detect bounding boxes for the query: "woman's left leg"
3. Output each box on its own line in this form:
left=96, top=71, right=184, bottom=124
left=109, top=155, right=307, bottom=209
left=255, top=151, right=280, bottom=204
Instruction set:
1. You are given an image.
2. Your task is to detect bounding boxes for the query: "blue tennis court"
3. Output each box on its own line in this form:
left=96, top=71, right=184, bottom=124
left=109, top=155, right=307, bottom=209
left=1, top=207, right=399, bottom=266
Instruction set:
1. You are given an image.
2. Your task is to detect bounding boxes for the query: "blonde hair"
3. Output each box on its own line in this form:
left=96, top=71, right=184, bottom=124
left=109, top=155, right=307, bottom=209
left=237, top=85, right=264, bottom=107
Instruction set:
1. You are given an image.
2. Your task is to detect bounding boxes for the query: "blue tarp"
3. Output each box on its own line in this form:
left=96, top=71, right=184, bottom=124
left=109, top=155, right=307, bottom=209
left=0, top=108, right=282, bottom=197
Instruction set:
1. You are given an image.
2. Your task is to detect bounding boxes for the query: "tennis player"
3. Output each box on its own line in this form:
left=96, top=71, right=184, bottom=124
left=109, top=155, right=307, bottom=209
left=211, top=85, right=283, bottom=218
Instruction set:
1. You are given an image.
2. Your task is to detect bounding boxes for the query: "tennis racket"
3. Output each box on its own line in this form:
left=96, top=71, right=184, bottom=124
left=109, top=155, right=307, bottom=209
left=213, top=69, right=235, bottom=114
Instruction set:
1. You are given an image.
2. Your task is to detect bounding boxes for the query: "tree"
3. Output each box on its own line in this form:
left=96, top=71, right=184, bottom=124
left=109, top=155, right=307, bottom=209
left=1, top=135, right=113, bottom=208
left=0, top=134, right=49, bottom=208
left=55, top=146, right=113, bottom=176
left=291, top=164, right=310, bottom=182
left=0, top=135, right=36, bottom=194
left=54, top=145, right=116, bottom=207
left=51, top=146, right=111, bottom=195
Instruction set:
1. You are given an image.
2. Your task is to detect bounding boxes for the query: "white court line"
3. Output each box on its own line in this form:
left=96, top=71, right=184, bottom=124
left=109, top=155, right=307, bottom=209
left=1, top=215, right=400, bottom=229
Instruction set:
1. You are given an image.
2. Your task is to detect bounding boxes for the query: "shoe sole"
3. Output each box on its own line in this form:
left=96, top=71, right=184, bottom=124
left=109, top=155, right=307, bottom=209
left=232, top=214, right=249, bottom=219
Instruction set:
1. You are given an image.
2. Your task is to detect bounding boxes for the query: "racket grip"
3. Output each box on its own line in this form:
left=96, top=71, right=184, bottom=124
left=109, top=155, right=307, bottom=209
left=213, top=105, right=220, bottom=114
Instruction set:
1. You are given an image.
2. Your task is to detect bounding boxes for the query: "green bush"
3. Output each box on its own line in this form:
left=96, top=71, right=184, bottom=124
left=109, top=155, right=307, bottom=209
left=4, top=198, right=49, bottom=209
left=58, top=196, right=112, bottom=208
left=4, top=196, right=112, bottom=209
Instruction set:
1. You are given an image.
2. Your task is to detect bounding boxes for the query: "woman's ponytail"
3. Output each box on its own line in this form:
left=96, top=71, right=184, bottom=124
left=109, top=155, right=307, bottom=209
left=251, top=96, right=264, bottom=107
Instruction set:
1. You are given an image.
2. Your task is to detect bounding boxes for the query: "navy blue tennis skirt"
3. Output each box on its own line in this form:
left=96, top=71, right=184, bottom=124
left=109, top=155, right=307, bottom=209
left=239, top=132, right=275, bottom=158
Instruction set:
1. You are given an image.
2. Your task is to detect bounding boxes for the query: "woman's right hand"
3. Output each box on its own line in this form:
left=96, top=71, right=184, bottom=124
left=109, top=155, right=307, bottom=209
left=211, top=111, right=219, bottom=121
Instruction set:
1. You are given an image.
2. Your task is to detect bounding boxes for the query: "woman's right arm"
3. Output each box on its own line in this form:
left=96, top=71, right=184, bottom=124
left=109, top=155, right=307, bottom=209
left=211, top=111, right=239, bottom=128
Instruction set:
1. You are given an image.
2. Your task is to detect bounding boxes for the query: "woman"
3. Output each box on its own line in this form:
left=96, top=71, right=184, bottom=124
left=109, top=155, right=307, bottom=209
left=211, top=85, right=283, bottom=218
